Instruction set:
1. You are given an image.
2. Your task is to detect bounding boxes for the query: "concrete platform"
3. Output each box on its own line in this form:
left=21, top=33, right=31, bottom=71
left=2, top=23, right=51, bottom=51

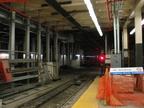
left=72, top=77, right=100, bottom=108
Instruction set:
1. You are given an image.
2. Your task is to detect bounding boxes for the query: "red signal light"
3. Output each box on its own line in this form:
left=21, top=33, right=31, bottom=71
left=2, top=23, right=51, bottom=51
left=99, top=55, right=105, bottom=61
left=100, top=56, right=104, bottom=60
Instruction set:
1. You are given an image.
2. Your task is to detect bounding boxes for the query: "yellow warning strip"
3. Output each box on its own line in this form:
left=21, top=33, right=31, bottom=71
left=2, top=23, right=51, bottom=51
left=72, top=77, right=100, bottom=108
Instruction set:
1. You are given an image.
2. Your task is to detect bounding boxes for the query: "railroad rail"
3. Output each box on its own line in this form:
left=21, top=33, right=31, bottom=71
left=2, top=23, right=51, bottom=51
left=18, top=67, right=98, bottom=108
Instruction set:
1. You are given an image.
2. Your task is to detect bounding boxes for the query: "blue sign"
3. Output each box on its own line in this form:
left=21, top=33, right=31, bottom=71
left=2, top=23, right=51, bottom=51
left=110, top=67, right=144, bottom=75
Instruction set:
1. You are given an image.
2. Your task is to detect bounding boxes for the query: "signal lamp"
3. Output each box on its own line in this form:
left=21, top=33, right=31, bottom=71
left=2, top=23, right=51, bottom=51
left=99, top=55, right=105, bottom=61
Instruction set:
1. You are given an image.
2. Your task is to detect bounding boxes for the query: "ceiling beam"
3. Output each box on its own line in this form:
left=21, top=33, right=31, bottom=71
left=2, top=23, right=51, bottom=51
left=45, top=0, right=101, bottom=46
left=45, top=0, right=82, bottom=29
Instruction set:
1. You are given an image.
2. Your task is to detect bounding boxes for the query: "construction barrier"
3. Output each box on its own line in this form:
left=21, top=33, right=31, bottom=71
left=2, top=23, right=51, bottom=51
left=96, top=66, right=144, bottom=106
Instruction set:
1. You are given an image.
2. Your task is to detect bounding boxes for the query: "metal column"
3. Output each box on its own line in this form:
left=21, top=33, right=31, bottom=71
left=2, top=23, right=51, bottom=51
left=74, top=44, right=77, bottom=58
left=31, top=37, right=36, bottom=67
left=50, top=45, right=53, bottom=62
left=54, top=32, right=58, bottom=62
left=71, top=44, right=74, bottom=60
left=37, top=24, right=42, bottom=82
left=9, top=11, right=16, bottom=69
left=54, top=32, right=59, bottom=78
left=62, top=42, right=65, bottom=65
left=67, top=43, right=70, bottom=66
left=122, top=28, right=128, bottom=67
left=24, top=18, right=30, bottom=67
left=37, top=24, right=42, bottom=63
left=46, top=29, right=50, bottom=62
left=116, top=13, right=120, bottom=54
left=135, top=9, right=143, bottom=67
left=113, top=15, right=117, bottom=54
left=58, top=42, right=61, bottom=65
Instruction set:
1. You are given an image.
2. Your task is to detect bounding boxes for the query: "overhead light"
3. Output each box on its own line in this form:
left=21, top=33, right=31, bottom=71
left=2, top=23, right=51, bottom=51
left=141, top=19, right=144, bottom=25
left=130, top=28, right=135, bottom=35
left=84, top=0, right=103, bottom=36
left=130, top=19, right=144, bottom=35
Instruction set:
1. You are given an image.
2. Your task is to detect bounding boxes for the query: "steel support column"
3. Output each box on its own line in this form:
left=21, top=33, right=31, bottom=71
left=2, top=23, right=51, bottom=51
left=31, top=37, right=36, bottom=67
left=135, top=9, right=143, bottom=67
left=54, top=32, right=59, bottom=77
left=71, top=44, right=74, bottom=60
left=74, top=44, right=77, bottom=56
left=67, top=43, right=70, bottom=66
left=9, top=11, right=16, bottom=69
left=50, top=45, right=53, bottom=62
left=46, top=29, right=51, bottom=62
left=62, top=42, right=65, bottom=65
left=116, top=13, right=120, bottom=54
left=37, top=24, right=42, bottom=65
left=58, top=42, right=61, bottom=66
left=122, top=28, right=128, bottom=67
left=37, top=24, right=42, bottom=82
left=24, top=18, right=30, bottom=67
left=113, top=15, right=117, bottom=54
left=54, top=32, right=58, bottom=62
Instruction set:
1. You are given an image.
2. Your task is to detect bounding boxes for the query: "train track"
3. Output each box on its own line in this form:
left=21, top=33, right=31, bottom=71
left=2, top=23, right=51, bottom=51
left=18, top=67, right=98, bottom=108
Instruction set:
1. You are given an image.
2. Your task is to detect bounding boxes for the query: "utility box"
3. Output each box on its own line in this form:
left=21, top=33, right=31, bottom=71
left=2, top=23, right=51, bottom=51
left=111, top=54, right=121, bottom=68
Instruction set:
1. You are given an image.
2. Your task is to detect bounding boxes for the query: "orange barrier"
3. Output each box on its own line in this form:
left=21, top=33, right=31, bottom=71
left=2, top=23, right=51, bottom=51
left=96, top=66, right=144, bottom=106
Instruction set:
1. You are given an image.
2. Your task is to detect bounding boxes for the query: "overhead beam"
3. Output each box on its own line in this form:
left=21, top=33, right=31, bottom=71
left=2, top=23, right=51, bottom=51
left=45, top=0, right=82, bottom=29
left=45, top=0, right=100, bottom=46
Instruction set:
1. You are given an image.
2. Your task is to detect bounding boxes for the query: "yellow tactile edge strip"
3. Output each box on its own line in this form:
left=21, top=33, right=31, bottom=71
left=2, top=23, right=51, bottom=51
left=72, top=76, right=100, bottom=108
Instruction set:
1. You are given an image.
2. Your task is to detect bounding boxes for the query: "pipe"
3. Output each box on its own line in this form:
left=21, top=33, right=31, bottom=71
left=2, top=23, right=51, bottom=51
left=113, top=15, right=117, bottom=54
left=102, top=29, right=112, bottom=31
left=24, top=2, right=26, bottom=14
left=106, top=0, right=112, bottom=28
left=105, top=0, right=112, bottom=31
left=0, top=3, right=63, bottom=34
left=110, top=0, right=126, bottom=2
left=117, top=14, right=120, bottom=54
left=0, top=1, right=30, bottom=3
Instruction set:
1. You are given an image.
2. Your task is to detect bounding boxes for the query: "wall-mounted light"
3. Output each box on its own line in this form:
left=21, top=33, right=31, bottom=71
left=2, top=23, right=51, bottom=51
left=84, top=0, right=103, bottom=36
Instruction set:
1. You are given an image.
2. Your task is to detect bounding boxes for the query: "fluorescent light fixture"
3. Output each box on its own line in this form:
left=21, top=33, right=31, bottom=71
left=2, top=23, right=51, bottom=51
left=76, top=54, right=80, bottom=56
left=130, top=19, right=144, bottom=35
left=84, top=0, right=103, bottom=36
left=130, top=28, right=135, bottom=35
left=141, top=19, right=144, bottom=25
left=0, top=53, right=9, bottom=59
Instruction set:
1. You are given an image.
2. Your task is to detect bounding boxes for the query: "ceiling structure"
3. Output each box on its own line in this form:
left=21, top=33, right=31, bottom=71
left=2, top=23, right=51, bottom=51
left=4, top=0, right=143, bottom=54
